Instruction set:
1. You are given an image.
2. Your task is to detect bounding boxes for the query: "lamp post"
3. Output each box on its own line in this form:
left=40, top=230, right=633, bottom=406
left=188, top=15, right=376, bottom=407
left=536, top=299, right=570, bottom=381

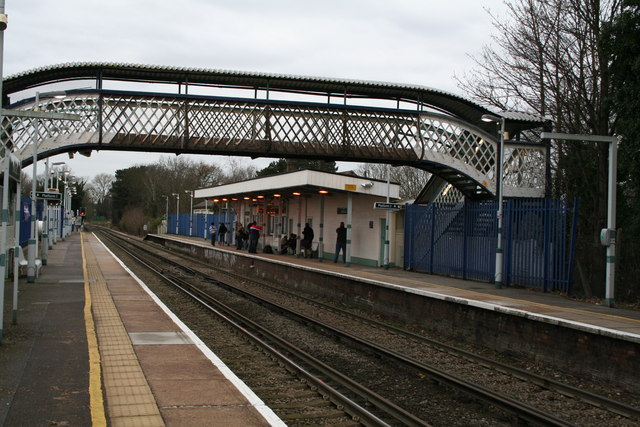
left=27, top=92, right=42, bottom=282
left=162, top=195, right=169, bottom=234
left=172, top=193, right=180, bottom=234
left=66, top=175, right=76, bottom=239
left=51, top=162, right=66, bottom=244
left=186, top=190, right=194, bottom=236
left=0, top=0, right=7, bottom=343
left=383, top=164, right=391, bottom=270
left=27, top=91, right=77, bottom=281
left=541, top=131, right=619, bottom=307
left=482, top=113, right=506, bottom=289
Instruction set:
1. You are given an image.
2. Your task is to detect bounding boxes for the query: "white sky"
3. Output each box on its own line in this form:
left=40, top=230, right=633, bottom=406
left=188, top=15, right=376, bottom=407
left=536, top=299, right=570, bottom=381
left=3, top=0, right=506, bottom=182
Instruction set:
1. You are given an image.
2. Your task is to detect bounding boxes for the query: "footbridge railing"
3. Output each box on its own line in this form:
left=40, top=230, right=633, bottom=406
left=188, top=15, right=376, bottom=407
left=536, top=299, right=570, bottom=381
left=2, top=89, right=546, bottom=199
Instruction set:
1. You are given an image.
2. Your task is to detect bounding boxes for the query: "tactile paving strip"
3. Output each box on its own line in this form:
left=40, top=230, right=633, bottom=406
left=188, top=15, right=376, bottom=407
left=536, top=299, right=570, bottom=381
left=83, top=236, right=165, bottom=427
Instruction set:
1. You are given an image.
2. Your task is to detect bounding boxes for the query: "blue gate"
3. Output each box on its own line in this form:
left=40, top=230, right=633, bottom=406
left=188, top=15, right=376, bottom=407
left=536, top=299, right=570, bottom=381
left=404, top=198, right=579, bottom=293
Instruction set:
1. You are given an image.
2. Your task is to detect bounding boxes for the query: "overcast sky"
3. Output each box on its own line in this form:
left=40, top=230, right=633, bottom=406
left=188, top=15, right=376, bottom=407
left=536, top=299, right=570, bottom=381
left=4, top=0, right=506, bottom=182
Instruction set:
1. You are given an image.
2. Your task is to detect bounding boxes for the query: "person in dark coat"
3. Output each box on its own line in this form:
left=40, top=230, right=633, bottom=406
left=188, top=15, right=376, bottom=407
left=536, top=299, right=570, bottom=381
left=302, top=223, right=314, bottom=258
left=334, top=221, right=347, bottom=263
left=248, top=222, right=260, bottom=253
left=218, top=222, right=227, bottom=245
left=235, top=224, right=246, bottom=250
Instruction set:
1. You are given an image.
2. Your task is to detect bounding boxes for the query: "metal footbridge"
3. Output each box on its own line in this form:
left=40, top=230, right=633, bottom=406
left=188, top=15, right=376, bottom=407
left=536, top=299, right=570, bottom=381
left=1, top=63, right=548, bottom=199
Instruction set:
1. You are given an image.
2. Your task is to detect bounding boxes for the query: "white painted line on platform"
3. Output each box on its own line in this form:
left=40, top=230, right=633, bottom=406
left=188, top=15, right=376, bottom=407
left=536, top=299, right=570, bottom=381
left=93, top=233, right=286, bottom=427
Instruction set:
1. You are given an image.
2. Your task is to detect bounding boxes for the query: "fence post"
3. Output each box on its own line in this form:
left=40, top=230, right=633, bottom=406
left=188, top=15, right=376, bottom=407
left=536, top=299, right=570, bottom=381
left=543, top=198, right=551, bottom=292
left=462, top=200, right=468, bottom=280
left=567, top=197, right=580, bottom=294
left=428, top=204, right=434, bottom=274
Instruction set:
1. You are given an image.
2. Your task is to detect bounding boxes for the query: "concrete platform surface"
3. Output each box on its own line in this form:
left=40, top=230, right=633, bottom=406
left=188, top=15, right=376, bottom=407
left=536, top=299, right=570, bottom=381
left=1, top=232, right=284, bottom=427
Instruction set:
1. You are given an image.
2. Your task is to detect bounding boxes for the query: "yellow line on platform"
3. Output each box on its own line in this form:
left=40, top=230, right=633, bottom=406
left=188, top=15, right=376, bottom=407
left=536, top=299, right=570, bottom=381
left=81, top=233, right=107, bottom=427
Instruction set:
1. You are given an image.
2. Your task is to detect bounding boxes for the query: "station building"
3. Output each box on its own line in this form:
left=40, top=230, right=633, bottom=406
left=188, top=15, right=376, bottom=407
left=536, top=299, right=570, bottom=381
left=194, top=169, right=403, bottom=267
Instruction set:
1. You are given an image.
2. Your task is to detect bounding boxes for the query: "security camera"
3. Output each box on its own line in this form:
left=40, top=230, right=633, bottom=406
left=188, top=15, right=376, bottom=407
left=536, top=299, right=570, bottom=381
left=361, top=181, right=374, bottom=189
left=0, top=14, right=7, bottom=31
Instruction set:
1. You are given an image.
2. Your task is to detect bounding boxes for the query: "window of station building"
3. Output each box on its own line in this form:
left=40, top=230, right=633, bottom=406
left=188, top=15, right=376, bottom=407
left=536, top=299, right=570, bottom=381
left=395, top=212, right=404, bottom=232
left=268, top=215, right=275, bottom=235
left=281, top=215, right=288, bottom=235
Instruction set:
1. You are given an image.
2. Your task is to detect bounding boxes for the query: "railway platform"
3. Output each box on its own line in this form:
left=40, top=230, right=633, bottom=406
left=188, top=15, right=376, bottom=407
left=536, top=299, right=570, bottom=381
left=158, top=233, right=640, bottom=337
left=0, top=231, right=283, bottom=427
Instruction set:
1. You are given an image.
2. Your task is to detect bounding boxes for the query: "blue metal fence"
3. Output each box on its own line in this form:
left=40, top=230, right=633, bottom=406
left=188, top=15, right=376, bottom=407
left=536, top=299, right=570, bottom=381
left=168, top=213, right=236, bottom=242
left=404, top=198, right=579, bottom=293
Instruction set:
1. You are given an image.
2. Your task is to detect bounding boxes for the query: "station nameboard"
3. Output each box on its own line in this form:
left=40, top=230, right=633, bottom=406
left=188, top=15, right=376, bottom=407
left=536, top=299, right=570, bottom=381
left=373, top=202, right=403, bottom=210
left=35, top=191, right=62, bottom=201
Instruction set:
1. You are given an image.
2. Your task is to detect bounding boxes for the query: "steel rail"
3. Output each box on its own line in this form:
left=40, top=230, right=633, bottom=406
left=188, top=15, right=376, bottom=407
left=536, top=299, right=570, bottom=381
left=96, top=229, right=428, bottom=427
left=123, top=230, right=640, bottom=422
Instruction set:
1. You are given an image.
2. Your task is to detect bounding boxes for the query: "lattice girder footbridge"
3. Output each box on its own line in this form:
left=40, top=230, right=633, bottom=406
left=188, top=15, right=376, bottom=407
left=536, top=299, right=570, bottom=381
left=1, top=63, right=548, bottom=200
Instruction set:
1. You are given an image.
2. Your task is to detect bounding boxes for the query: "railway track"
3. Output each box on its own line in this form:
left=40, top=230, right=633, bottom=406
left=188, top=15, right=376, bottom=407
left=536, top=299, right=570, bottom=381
left=93, top=227, right=640, bottom=426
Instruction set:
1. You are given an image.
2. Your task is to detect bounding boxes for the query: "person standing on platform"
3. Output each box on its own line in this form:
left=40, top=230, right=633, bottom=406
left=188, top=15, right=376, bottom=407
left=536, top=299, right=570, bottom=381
left=334, top=221, right=347, bottom=263
left=302, top=223, right=314, bottom=258
left=218, top=222, right=227, bottom=245
left=209, top=222, right=217, bottom=246
left=248, top=222, right=260, bottom=253
left=235, top=224, right=246, bottom=250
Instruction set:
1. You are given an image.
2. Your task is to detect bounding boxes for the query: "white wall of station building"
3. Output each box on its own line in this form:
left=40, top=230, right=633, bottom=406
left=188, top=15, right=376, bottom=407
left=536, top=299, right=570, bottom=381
left=194, top=169, right=404, bottom=267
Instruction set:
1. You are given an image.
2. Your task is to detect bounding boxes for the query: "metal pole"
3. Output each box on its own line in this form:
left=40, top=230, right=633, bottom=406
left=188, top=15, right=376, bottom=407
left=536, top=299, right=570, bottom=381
left=346, top=192, right=352, bottom=267
left=541, top=132, right=619, bottom=306
left=0, top=154, right=8, bottom=342
left=384, top=164, right=390, bottom=269
left=0, top=0, right=7, bottom=342
left=203, top=199, right=208, bottom=239
left=42, top=158, right=49, bottom=265
left=605, top=138, right=618, bottom=307
left=494, top=118, right=506, bottom=289
left=163, top=195, right=168, bottom=234
left=27, top=92, right=40, bottom=282
left=186, top=190, right=193, bottom=236
left=318, top=194, right=324, bottom=261
left=175, top=194, right=179, bottom=234
left=12, top=176, right=20, bottom=324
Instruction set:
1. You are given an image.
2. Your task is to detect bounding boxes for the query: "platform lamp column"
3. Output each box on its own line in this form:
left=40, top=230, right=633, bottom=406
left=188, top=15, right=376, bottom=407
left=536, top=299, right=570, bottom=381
left=27, top=92, right=44, bottom=283
left=66, top=178, right=76, bottom=238
left=541, top=132, right=619, bottom=307
left=12, top=171, right=20, bottom=325
left=383, top=164, right=391, bottom=270
left=346, top=192, right=353, bottom=267
left=0, top=0, right=7, bottom=343
left=162, top=195, right=169, bottom=234
left=47, top=169, right=55, bottom=248
left=60, top=170, right=70, bottom=240
left=172, top=193, right=179, bottom=234
left=27, top=93, right=40, bottom=281
left=186, top=190, right=193, bottom=236
left=52, top=163, right=66, bottom=243
left=481, top=114, right=506, bottom=289
left=41, top=158, right=50, bottom=265
left=203, top=198, right=208, bottom=239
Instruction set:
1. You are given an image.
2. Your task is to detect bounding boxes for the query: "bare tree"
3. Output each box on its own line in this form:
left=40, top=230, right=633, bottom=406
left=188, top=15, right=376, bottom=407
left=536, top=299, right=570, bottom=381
left=457, top=0, right=623, bottom=297
left=90, top=173, right=114, bottom=204
left=222, top=157, right=257, bottom=184
left=356, top=163, right=431, bottom=200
